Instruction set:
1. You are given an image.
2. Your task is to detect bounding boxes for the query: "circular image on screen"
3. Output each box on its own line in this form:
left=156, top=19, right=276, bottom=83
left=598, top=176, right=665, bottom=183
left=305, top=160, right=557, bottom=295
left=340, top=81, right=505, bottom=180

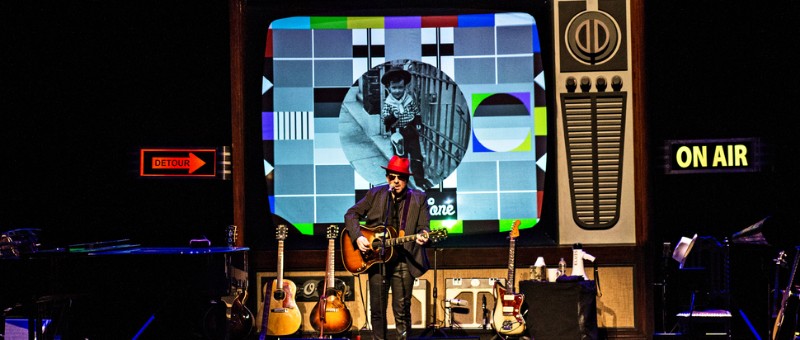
left=339, top=59, right=470, bottom=190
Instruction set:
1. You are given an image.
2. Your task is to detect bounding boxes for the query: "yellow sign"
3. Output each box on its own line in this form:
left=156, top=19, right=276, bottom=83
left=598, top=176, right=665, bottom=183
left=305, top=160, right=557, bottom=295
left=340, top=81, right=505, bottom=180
left=665, top=138, right=761, bottom=174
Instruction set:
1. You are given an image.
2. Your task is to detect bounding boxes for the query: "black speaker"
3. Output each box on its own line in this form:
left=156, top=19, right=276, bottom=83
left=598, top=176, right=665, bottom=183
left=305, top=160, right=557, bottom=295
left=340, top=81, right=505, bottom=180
left=520, top=280, right=598, bottom=340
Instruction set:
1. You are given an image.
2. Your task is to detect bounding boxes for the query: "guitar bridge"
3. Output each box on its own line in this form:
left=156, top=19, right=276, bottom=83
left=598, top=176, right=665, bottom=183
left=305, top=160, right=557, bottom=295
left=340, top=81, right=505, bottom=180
left=271, top=308, right=288, bottom=313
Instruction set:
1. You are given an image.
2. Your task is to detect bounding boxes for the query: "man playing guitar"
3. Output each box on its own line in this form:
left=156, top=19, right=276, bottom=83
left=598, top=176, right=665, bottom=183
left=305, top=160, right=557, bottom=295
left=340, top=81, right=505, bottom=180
left=344, top=155, right=431, bottom=340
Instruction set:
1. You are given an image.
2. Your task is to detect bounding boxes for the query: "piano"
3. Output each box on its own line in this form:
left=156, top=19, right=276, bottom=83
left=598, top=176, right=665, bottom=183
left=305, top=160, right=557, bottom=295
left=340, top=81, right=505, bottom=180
left=1, top=240, right=250, bottom=339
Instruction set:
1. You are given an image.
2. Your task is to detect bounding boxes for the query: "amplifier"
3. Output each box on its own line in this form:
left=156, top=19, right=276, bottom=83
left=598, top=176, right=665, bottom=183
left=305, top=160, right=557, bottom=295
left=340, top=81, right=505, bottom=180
left=367, top=278, right=428, bottom=329
left=444, top=278, right=504, bottom=329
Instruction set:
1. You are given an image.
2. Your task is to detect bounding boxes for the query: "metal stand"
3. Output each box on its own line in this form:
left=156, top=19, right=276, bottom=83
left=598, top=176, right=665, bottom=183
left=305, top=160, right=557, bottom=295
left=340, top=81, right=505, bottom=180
left=420, top=248, right=447, bottom=337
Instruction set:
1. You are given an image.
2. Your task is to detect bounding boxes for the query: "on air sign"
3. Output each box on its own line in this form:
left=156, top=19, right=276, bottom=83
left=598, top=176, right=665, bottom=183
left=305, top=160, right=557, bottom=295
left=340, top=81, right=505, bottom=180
left=140, top=148, right=216, bottom=177
left=665, top=138, right=763, bottom=174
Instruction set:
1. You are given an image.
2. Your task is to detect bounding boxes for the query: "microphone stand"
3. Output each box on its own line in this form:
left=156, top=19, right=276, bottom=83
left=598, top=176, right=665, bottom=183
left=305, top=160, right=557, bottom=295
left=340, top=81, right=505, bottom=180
left=380, top=228, right=388, bottom=340
left=421, top=248, right=447, bottom=337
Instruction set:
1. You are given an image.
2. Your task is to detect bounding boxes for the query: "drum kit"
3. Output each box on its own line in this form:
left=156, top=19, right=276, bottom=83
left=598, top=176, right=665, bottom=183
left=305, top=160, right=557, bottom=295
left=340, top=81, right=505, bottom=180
left=0, top=228, right=41, bottom=258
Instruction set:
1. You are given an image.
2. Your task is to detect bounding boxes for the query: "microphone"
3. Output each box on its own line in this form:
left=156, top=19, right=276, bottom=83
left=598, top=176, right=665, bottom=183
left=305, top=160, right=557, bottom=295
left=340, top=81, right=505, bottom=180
left=481, top=295, right=488, bottom=329
left=447, top=298, right=468, bottom=307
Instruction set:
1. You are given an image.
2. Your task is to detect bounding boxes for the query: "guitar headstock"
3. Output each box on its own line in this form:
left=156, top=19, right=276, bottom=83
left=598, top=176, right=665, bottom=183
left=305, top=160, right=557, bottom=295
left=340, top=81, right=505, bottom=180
left=327, top=224, right=339, bottom=239
left=276, top=224, right=288, bottom=241
left=510, top=220, right=521, bottom=239
left=429, top=228, right=448, bottom=243
left=776, top=250, right=787, bottom=267
left=226, top=225, right=238, bottom=247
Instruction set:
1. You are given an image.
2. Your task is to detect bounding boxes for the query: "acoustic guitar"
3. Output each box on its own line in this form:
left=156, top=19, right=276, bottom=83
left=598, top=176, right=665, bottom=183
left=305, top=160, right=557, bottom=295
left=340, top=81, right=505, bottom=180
left=259, top=225, right=302, bottom=338
left=340, top=225, right=447, bottom=274
left=492, top=220, right=526, bottom=335
left=310, top=225, right=353, bottom=335
left=773, top=247, right=800, bottom=340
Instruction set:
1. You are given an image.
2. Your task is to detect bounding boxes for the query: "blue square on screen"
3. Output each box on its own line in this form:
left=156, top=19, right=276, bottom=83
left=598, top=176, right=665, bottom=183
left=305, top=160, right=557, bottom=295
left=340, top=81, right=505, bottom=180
left=314, top=30, right=353, bottom=58
left=314, top=60, right=355, bottom=87
left=497, top=26, right=532, bottom=54
left=274, top=87, right=314, bottom=112
left=275, top=196, right=315, bottom=225
left=275, top=140, right=313, bottom=164
left=498, top=56, right=534, bottom=84
left=274, top=60, right=313, bottom=87
left=316, top=165, right=355, bottom=194
left=317, top=196, right=355, bottom=223
left=454, top=58, right=495, bottom=84
left=385, top=28, right=422, bottom=61
left=273, top=30, right=312, bottom=58
left=454, top=27, right=494, bottom=56
left=274, top=164, right=314, bottom=195
left=458, top=193, right=498, bottom=220
left=456, top=162, right=498, bottom=191
left=500, top=192, right=537, bottom=219
left=499, top=161, right=536, bottom=191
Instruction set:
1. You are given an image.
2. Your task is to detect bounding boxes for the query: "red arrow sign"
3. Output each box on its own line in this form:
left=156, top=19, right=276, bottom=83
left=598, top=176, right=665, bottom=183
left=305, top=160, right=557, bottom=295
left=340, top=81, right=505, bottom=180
left=140, top=148, right=216, bottom=177
left=151, top=153, right=206, bottom=174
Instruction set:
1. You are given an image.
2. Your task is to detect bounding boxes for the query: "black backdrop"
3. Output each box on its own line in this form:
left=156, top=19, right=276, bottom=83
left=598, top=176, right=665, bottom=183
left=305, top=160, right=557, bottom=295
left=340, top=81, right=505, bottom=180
left=646, top=2, right=800, bottom=337
left=2, top=0, right=234, bottom=247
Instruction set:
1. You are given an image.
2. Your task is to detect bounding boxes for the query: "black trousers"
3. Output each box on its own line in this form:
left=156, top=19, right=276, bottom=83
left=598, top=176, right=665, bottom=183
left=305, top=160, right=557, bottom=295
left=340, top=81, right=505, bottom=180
left=368, top=260, right=415, bottom=340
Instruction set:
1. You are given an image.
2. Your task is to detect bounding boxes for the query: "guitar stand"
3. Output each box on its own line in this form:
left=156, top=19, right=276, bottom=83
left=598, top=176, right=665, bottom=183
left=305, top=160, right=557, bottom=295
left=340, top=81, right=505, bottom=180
left=420, top=248, right=448, bottom=338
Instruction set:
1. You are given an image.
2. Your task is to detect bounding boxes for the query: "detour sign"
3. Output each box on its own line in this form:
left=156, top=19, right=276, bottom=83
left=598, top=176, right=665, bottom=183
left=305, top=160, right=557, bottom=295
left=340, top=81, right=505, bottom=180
left=140, top=148, right=216, bottom=177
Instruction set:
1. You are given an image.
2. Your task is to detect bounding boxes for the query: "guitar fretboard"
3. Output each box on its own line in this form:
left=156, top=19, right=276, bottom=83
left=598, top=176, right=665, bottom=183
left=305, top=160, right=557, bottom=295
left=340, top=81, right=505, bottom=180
left=507, top=237, right=516, bottom=294
left=277, top=239, right=285, bottom=288
left=326, top=237, right=335, bottom=288
left=385, top=234, right=418, bottom=247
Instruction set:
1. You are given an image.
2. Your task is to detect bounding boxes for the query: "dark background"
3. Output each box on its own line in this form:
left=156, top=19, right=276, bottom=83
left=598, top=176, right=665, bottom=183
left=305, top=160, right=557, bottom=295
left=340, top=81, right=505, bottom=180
left=4, top=0, right=800, bottom=337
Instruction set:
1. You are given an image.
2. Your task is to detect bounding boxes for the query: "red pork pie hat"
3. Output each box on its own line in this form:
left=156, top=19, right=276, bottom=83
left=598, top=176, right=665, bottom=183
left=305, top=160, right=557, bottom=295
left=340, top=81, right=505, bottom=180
left=381, top=155, right=412, bottom=176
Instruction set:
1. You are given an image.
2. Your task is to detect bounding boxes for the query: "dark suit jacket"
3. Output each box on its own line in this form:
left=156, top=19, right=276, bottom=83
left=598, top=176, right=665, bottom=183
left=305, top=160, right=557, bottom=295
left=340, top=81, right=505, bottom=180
left=344, top=184, right=430, bottom=278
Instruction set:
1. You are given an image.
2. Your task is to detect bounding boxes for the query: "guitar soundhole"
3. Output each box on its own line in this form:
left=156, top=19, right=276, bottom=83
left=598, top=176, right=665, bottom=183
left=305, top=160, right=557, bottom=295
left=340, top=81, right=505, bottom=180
left=370, top=238, right=386, bottom=251
left=316, top=279, right=349, bottom=297
left=273, top=290, right=285, bottom=300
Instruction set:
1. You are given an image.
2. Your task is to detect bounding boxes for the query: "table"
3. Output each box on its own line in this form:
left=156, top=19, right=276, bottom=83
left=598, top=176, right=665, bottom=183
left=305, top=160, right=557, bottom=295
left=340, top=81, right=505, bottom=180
left=519, top=280, right=598, bottom=340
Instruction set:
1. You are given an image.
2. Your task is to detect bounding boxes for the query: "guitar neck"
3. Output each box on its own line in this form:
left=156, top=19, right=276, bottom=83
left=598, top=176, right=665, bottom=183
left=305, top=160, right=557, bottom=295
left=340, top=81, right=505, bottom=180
left=507, top=237, right=516, bottom=294
left=385, top=233, right=418, bottom=247
left=277, top=239, right=285, bottom=288
left=783, top=249, right=800, bottom=303
left=326, top=238, right=335, bottom=288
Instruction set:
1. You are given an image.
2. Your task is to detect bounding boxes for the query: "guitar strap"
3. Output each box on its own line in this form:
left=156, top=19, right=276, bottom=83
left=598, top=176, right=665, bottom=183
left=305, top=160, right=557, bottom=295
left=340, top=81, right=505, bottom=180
left=258, top=280, right=273, bottom=340
left=400, top=191, right=411, bottom=232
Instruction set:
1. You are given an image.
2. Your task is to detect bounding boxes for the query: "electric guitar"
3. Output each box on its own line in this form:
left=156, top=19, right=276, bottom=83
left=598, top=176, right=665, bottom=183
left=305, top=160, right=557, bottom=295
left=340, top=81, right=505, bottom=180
left=225, top=225, right=254, bottom=339
left=202, top=225, right=253, bottom=340
left=492, top=220, right=526, bottom=335
left=310, top=225, right=353, bottom=335
left=340, top=225, right=447, bottom=274
left=259, top=225, right=302, bottom=338
left=773, top=247, right=800, bottom=340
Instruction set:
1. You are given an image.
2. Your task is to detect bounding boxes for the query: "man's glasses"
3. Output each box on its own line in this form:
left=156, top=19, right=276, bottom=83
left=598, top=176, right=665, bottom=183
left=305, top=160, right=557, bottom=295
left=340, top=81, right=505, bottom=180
left=387, top=174, right=408, bottom=181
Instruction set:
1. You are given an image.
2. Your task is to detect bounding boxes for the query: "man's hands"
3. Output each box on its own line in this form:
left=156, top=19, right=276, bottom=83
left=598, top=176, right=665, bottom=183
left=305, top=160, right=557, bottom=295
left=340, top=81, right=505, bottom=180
left=416, top=231, right=429, bottom=245
left=358, top=231, right=429, bottom=250
left=357, top=235, right=371, bottom=252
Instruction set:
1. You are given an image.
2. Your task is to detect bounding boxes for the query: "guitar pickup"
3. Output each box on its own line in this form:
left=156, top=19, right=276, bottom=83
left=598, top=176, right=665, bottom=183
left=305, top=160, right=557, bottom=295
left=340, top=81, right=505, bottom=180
left=502, top=295, right=515, bottom=301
